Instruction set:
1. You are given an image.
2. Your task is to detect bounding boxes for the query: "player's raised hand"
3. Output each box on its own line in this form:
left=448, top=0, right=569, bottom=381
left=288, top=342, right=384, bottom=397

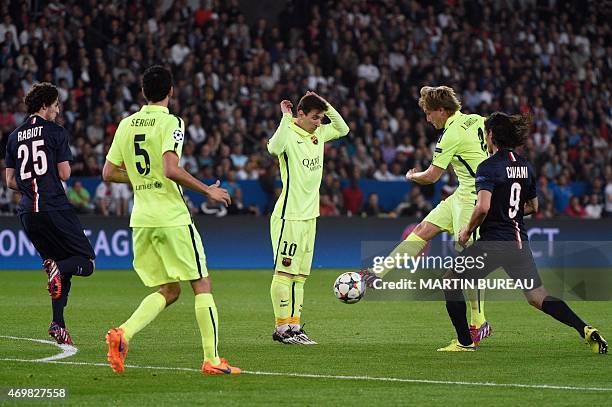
left=305, top=90, right=328, bottom=105
left=280, top=100, right=293, bottom=114
left=206, top=180, right=231, bottom=207
left=458, top=225, right=470, bottom=247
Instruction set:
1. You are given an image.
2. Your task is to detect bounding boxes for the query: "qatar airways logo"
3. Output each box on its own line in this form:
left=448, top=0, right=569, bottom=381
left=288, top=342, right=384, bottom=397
left=302, top=157, right=322, bottom=171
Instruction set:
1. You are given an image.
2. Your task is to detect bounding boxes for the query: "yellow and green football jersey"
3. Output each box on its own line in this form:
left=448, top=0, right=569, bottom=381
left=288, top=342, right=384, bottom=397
left=106, top=105, right=190, bottom=228
left=267, top=104, right=349, bottom=220
left=432, top=111, right=488, bottom=198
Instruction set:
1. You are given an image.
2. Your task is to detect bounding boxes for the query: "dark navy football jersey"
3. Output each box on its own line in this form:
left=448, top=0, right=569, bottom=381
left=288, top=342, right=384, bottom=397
left=475, top=149, right=537, bottom=243
left=5, top=115, right=73, bottom=214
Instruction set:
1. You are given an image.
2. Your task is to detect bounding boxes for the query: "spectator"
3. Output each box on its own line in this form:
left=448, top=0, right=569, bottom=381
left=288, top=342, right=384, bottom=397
left=565, top=196, right=586, bottom=218
left=0, top=101, right=15, bottom=134
left=342, top=173, right=364, bottom=216
left=373, top=162, right=394, bottom=181
left=605, top=176, right=612, bottom=217
left=551, top=175, right=573, bottom=214
left=67, top=181, right=94, bottom=214
left=188, top=114, right=206, bottom=145
left=361, top=193, right=386, bottom=217
left=227, top=188, right=259, bottom=216
left=391, top=187, right=432, bottom=219
left=319, top=194, right=339, bottom=216
left=230, top=144, right=248, bottom=169
left=95, top=181, right=119, bottom=216
left=584, top=194, right=603, bottom=219
left=95, top=181, right=131, bottom=216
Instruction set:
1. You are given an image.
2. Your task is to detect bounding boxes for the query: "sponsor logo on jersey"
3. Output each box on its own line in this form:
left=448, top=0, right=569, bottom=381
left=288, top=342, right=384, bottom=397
left=302, top=157, right=322, bottom=171
left=135, top=182, right=163, bottom=191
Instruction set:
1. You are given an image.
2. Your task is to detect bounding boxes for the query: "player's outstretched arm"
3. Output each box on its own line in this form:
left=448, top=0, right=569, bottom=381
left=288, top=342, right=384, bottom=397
left=5, top=167, right=17, bottom=190
left=405, top=164, right=444, bottom=185
left=102, top=160, right=131, bottom=184
left=458, top=190, right=492, bottom=246
left=162, top=151, right=231, bottom=206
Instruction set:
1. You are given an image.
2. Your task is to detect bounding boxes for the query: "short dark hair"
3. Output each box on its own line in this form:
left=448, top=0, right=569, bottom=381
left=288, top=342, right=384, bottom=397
left=297, top=94, right=327, bottom=115
left=485, top=112, right=531, bottom=149
left=141, top=65, right=172, bottom=102
left=24, top=82, right=58, bottom=114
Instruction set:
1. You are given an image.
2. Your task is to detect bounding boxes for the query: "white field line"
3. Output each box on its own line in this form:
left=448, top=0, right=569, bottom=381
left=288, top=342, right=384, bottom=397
left=1, top=335, right=611, bottom=392
left=1, top=335, right=78, bottom=362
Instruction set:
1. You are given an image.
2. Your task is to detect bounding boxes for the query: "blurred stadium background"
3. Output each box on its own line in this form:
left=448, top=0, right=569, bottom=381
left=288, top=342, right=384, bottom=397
left=0, top=0, right=612, bottom=268
left=1, top=3, right=611, bottom=404
left=0, top=0, right=611, bottom=269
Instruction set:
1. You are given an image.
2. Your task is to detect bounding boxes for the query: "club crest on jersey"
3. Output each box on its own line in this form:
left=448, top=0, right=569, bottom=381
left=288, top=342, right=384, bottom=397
left=311, top=136, right=318, bottom=145
left=282, top=257, right=292, bottom=267
left=172, top=129, right=184, bottom=142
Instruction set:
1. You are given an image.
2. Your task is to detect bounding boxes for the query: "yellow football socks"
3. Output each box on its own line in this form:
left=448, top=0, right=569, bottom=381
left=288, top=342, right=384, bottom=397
left=271, top=274, right=292, bottom=330
left=120, top=292, right=166, bottom=342
left=375, top=233, right=428, bottom=279
left=467, top=288, right=486, bottom=327
left=289, top=276, right=306, bottom=330
left=194, top=293, right=221, bottom=365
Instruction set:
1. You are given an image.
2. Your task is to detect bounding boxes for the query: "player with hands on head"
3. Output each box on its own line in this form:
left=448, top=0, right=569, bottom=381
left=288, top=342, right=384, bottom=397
left=267, top=90, right=349, bottom=344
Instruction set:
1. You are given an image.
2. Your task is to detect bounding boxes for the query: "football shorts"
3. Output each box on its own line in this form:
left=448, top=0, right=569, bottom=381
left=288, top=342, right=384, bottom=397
left=424, top=191, right=478, bottom=242
left=270, top=216, right=316, bottom=276
left=132, top=224, right=208, bottom=287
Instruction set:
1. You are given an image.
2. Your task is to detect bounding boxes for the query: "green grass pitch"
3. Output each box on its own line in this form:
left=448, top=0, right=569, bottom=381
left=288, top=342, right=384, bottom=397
left=1, top=269, right=610, bottom=405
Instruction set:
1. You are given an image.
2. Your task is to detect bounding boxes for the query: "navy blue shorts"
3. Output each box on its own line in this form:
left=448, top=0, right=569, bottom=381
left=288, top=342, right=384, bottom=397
left=19, top=210, right=96, bottom=261
left=454, top=241, right=542, bottom=291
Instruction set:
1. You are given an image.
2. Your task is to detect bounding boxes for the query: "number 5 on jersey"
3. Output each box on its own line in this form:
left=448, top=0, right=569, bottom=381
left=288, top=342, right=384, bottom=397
left=134, top=134, right=151, bottom=175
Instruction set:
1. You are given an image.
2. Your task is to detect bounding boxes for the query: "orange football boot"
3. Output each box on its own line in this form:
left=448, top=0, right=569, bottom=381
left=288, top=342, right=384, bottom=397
left=202, top=358, right=241, bottom=375
left=105, top=328, right=128, bottom=373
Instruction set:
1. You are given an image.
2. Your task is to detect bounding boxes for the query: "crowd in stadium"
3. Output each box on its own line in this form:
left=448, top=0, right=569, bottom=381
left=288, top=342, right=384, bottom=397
left=0, top=0, right=610, bottom=219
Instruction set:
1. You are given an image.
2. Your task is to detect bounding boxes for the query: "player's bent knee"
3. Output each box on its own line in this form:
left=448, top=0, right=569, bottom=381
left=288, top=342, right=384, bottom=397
left=159, top=283, right=181, bottom=305
left=525, top=287, right=547, bottom=310
left=80, top=259, right=95, bottom=277
left=412, top=221, right=439, bottom=241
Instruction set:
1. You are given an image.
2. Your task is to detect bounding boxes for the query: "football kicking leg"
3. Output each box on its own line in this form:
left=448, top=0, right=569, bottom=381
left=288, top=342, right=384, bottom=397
left=524, top=287, right=608, bottom=354
left=360, top=221, right=437, bottom=286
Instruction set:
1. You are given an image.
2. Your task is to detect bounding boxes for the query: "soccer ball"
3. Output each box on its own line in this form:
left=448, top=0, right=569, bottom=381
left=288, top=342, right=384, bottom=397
left=333, top=272, right=365, bottom=304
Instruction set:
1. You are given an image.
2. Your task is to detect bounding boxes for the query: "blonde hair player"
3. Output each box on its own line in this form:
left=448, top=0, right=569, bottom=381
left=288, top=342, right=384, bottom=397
left=361, top=85, right=492, bottom=345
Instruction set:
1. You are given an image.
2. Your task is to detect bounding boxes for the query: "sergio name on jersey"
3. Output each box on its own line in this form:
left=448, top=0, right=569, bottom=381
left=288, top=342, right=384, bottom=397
left=267, top=104, right=349, bottom=220
left=432, top=111, right=488, bottom=198
left=106, top=105, right=191, bottom=228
